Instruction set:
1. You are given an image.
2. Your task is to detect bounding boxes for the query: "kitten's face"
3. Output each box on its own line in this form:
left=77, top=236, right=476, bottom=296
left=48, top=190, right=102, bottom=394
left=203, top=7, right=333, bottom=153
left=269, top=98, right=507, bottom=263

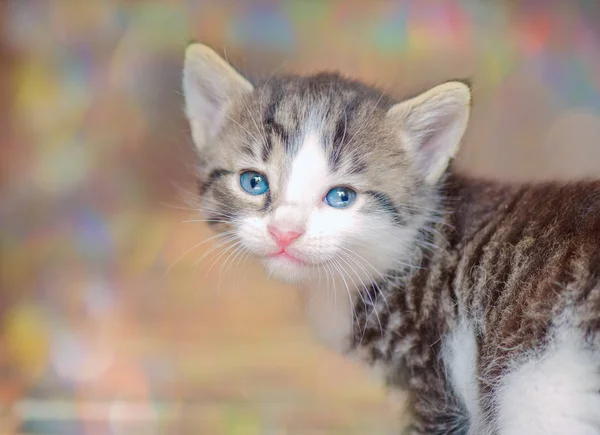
left=183, top=44, right=470, bottom=286
left=199, top=80, right=425, bottom=284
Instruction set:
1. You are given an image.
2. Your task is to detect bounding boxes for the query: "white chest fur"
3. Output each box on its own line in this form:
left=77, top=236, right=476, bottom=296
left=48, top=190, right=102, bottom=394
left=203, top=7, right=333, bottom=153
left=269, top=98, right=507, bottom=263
left=495, top=328, right=600, bottom=435
left=300, top=280, right=394, bottom=394
left=441, top=321, right=482, bottom=433
left=301, top=280, right=354, bottom=353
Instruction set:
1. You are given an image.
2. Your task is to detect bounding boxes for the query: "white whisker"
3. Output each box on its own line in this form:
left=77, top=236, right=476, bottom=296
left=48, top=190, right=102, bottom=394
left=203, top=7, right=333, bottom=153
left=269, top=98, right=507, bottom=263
left=329, top=258, right=358, bottom=328
left=202, top=239, right=243, bottom=283
left=192, top=234, right=239, bottom=273
left=339, top=248, right=391, bottom=317
left=164, top=230, right=237, bottom=277
left=336, top=254, right=383, bottom=339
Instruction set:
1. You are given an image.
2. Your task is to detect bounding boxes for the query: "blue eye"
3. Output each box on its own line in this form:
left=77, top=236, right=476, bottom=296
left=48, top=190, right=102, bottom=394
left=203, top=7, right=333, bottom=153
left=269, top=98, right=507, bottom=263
left=240, top=171, right=269, bottom=195
left=325, top=186, right=357, bottom=208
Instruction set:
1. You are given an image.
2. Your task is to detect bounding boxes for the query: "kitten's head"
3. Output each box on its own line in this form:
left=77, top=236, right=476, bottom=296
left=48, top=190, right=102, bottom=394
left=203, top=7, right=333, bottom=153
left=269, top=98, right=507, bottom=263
left=182, top=44, right=470, bottom=285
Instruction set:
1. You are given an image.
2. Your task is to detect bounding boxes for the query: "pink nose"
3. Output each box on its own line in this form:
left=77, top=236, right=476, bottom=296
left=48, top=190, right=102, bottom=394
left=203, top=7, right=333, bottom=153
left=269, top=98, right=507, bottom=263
left=268, top=226, right=303, bottom=248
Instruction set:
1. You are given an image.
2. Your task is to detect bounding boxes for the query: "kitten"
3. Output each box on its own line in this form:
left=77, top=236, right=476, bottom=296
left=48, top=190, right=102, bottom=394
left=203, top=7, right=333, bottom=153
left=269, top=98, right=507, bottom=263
left=181, top=43, right=600, bottom=435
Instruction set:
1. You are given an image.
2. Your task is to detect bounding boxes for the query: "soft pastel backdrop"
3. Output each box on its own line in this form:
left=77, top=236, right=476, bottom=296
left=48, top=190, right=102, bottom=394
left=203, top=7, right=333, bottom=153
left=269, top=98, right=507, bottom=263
left=1, top=1, right=600, bottom=434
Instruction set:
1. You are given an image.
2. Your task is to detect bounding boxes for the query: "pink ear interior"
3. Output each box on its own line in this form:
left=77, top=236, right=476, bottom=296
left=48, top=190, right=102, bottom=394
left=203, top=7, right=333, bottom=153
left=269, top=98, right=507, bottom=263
left=388, top=83, right=470, bottom=183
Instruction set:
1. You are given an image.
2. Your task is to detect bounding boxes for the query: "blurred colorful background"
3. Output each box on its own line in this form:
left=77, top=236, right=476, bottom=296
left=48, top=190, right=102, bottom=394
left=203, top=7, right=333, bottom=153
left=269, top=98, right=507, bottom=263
left=2, top=1, right=600, bottom=433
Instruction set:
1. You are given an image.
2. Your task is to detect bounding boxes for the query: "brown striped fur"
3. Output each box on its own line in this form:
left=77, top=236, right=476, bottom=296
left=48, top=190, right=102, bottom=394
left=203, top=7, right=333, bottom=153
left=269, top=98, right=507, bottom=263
left=352, top=173, right=600, bottom=433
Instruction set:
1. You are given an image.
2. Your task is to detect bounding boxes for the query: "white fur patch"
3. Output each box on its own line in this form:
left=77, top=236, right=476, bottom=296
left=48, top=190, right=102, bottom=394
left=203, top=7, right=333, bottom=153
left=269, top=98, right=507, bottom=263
left=442, top=321, right=482, bottom=431
left=496, top=330, right=600, bottom=435
left=303, top=279, right=353, bottom=353
left=283, top=130, right=329, bottom=204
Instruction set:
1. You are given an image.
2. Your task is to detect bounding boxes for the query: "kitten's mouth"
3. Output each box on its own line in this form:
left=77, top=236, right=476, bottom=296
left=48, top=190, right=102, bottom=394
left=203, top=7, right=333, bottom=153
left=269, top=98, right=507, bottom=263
left=268, top=250, right=306, bottom=265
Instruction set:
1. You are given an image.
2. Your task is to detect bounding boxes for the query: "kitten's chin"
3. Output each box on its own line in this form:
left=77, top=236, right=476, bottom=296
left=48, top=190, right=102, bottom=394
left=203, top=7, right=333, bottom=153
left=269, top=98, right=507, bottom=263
left=262, top=257, right=312, bottom=284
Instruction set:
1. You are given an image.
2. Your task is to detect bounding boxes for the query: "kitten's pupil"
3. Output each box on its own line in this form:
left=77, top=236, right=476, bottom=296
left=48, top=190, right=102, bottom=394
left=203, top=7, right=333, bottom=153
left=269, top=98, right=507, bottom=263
left=250, top=175, right=261, bottom=189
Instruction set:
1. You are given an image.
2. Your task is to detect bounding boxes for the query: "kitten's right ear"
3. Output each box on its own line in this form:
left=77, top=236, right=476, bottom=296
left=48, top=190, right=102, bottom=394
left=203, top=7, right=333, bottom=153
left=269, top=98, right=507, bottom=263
left=182, top=43, right=254, bottom=150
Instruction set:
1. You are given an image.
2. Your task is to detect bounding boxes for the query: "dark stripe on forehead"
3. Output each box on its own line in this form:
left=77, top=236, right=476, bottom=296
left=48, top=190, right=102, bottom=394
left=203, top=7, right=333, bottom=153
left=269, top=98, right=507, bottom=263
left=364, top=190, right=405, bottom=225
left=263, top=118, right=289, bottom=162
left=261, top=86, right=284, bottom=161
left=268, top=119, right=288, bottom=142
left=242, top=143, right=255, bottom=157
left=199, top=168, right=232, bottom=195
left=348, top=153, right=367, bottom=174
left=332, top=111, right=347, bottom=153
left=261, top=108, right=277, bottom=161
left=330, top=97, right=362, bottom=170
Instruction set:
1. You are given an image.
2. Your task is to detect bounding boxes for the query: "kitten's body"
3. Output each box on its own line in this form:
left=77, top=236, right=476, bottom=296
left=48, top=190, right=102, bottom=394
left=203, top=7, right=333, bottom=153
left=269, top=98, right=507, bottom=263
left=352, top=175, right=600, bottom=434
left=182, top=44, right=600, bottom=434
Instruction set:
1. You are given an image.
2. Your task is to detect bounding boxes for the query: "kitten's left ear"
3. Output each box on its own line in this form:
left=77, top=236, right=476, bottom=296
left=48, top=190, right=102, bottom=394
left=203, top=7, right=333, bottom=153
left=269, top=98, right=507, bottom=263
left=182, top=43, right=254, bottom=151
left=387, top=81, right=471, bottom=184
